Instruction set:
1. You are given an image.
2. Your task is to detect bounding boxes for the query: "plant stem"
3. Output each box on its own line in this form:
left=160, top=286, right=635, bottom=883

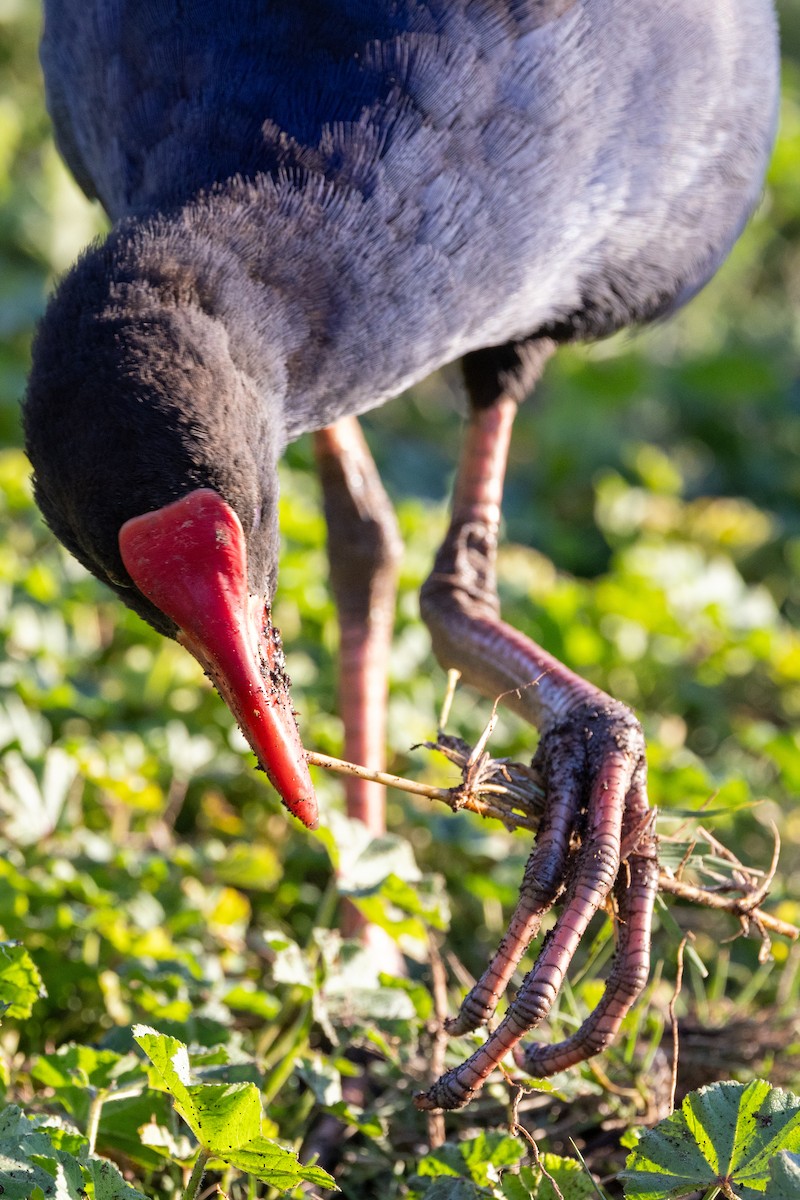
left=306, top=748, right=539, bottom=831
left=262, top=1004, right=313, bottom=1106
left=86, top=1089, right=106, bottom=1156
left=183, top=1147, right=211, bottom=1200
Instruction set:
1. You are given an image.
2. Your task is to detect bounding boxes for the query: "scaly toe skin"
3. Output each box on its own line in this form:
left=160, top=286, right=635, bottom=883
left=515, top=823, right=658, bottom=1078
left=444, top=784, right=577, bottom=1036
left=414, top=1074, right=477, bottom=1112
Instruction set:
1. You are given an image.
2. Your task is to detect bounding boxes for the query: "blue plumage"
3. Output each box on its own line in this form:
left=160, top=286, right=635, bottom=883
left=26, top=0, right=780, bottom=614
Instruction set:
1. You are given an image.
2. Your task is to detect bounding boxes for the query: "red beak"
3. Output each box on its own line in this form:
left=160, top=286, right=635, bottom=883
left=119, top=489, right=318, bottom=828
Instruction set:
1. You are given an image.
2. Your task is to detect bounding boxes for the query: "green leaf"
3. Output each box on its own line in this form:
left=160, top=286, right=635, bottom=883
left=226, top=1135, right=335, bottom=1189
left=32, top=1045, right=138, bottom=1093
left=324, top=1100, right=384, bottom=1139
left=133, top=1027, right=336, bottom=1191
left=89, top=1157, right=148, bottom=1199
left=502, top=1175, right=531, bottom=1200
left=31, top=1045, right=143, bottom=1126
left=415, top=1180, right=493, bottom=1199
left=260, top=930, right=314, bottom=990
left=134, top=1025, right=261, bottom=1148
left=223, top=983, right=281, bottom=1021
left=0, top=1105, right=141, bottom=1200
left=95, top=1091, right=178, bottom=1171
left=501, top=1158, right=598, bottom=1200
left=417, top=1144, right=467, bottom=1180
left=0, top=1153, right=55, bottom=1199
left=336, top=825, right=422, bottom=893
left=348, top=872, right=451, bottom=941
left=462, top=1132, right=525, bottom=1179
left=296, top=1054, right=342, bottom=1106
left=416, top=1134, right=526, bottom=1192
left=620, top=1080, right=800, bottom=1199
left=0, top=941, right=46, bottom=1018
left=31, top=1158, right=84, bottom=1200
left=769, top=1152, right=800, bottom=1199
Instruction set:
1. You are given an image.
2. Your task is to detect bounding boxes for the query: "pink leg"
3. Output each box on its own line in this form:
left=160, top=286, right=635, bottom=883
left=314, top=419, right=402, bottom=930
left=415, top=340, right=655, bottom=1109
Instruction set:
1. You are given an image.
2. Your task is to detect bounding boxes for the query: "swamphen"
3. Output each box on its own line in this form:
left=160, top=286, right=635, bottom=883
left=25, top=1, right=779, bottom=1109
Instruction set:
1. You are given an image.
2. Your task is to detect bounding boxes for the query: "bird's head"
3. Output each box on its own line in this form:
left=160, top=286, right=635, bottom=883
left=23, top=229, right=317, bottom=827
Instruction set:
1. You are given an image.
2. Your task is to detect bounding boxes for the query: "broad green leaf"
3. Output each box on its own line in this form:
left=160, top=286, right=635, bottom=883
left=416, top=1143, right=467, bottom=1180
left=347, top=870, right=450, bottom=942
left=462, top=1132, right=525, bottom=1182
left=417, top=1135, right=526, bottom=1191
left=0, top=1107, right=89, bottom=1200
left=182, top=1082, right=264, bottom=1152
left=769, top=1152, right=800, bottom=1198
left=502, top=1176, right=531, bottom=1200
left=216, top=842, right=281, bottom=891
left=0, top=1108, right=86, bottom=1195
left=223, top=983, right=281, bottom=1021
left=30, top=1158, right=84, bottom=1200
left=0, top=941, right=45, bottom=1018
left=501, top=1157, right=598, bottom=1199
left=89, top=1157, right=147, bottom=1199
left=133, top=1028, right=335, bottom=1191
left=0, top=1153, right=55, bottom=1199
left=94, top=1090, right=177, bottom=1171
left=226, top=1135, right=335, bottom=1189
left=31, top=1045, right=143, bottom=1125
left=324, top=1100, right=384, bottom=1139
left=336, top=825, right=422, bottom=893
left=132, top=1028, right=198, bottom=1112
left=137, top=1117, right=196, bottom=1164
left=316, top=941, right=417, bottom=1025
left=259, top=931, right=314, bottom=990
left=621, top=1081, right=800, bottom=1199
left=32, top=1045, right=138, bottom=1092
left=378, top=972, right=435, bottom=1020
left=134, top=1025, right=260, bottom=1149
left=414, top=1180, right=492, bottom=1199
left=296, top=1054, right=343, bottom=1106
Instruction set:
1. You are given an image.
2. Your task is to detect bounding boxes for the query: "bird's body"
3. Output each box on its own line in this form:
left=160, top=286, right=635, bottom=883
left=27, top=0, right=779, bottom=1105
left=39, top=1, right=776, bottom=434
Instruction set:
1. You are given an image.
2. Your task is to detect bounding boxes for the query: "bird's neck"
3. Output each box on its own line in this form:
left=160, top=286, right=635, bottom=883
left=133, top=177, right=461, bottom=440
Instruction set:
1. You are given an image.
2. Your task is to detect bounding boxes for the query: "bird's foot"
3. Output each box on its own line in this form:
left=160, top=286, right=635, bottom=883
left=415, top=693, right=658, bottom=1111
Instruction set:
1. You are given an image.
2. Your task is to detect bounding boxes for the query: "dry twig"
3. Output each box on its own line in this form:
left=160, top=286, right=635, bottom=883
left=425, top=933, right=449, bottom=1150
left=307, top=733, right=798, bottom=948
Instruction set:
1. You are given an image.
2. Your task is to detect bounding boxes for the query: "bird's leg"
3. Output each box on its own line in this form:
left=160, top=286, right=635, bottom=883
left=419, top=340, right=575, bottom=1033
left=416, top=339, right=654, bottom=1109
left=313, top=417, right=402, bottom=934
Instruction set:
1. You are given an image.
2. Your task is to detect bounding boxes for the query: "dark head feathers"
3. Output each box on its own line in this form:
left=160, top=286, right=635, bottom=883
left=24, top=223, right=283, bottom=632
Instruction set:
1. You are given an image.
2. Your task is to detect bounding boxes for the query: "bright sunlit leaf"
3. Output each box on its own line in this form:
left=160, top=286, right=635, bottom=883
left=620, top=1080, right=800, bottom=1199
